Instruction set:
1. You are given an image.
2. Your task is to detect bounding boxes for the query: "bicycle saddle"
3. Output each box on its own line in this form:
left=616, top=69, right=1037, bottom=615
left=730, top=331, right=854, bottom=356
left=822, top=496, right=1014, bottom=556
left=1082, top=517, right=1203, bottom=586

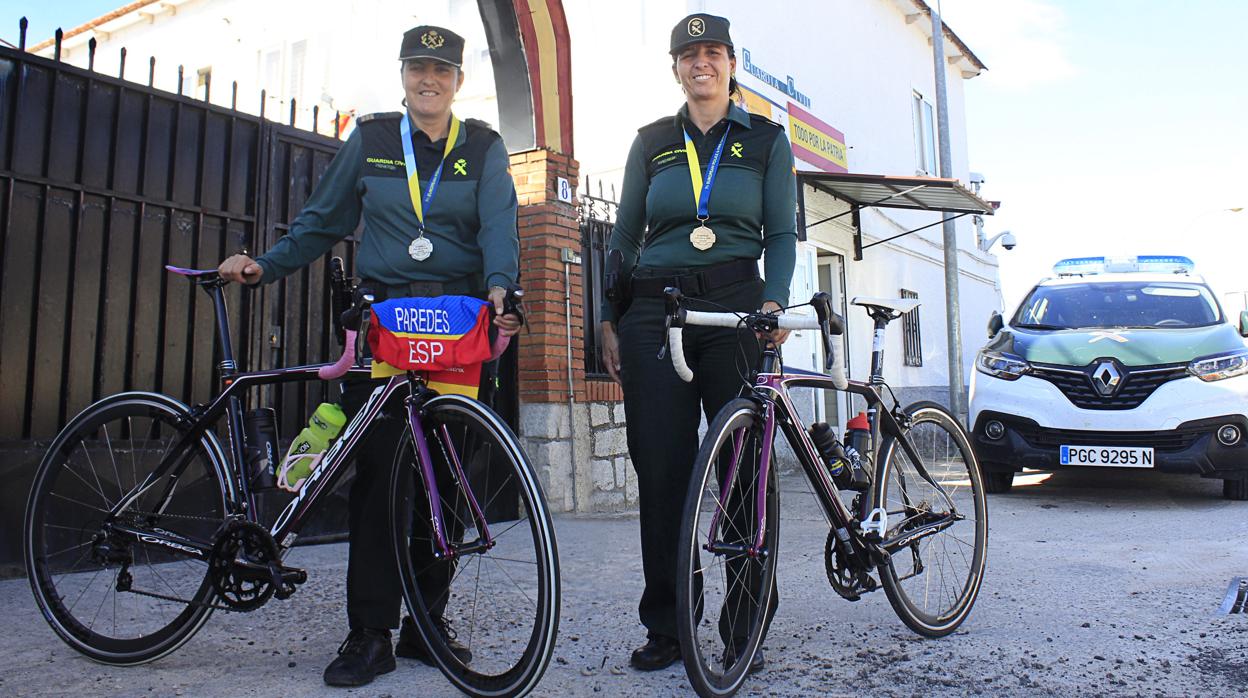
left=165, top=265, right=220, bottom=279
left=851, top=296, right=921, bottom=315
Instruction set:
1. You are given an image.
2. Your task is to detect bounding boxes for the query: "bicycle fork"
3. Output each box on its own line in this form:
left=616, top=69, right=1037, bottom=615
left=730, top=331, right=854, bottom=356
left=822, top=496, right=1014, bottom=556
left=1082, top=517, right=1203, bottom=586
left=406, top=397, right=495, bottom=560
left=705, top=402, right=776, bottom=559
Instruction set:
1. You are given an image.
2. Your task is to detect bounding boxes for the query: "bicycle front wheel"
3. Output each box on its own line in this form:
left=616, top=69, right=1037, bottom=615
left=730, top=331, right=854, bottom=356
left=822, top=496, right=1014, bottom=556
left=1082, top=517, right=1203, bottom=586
left=676, top=398, right=778, bottom=698
left=23, top=392, right=231, bottom=664
left=390, top=394, right=559, bottom=698
left=872, top=401, right=987, bottom=637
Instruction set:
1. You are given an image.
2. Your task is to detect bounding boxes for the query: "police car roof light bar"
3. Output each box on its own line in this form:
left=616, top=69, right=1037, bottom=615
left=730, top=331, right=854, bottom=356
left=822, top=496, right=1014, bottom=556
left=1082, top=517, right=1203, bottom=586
left=1053, top=255, right=1195, bottom=277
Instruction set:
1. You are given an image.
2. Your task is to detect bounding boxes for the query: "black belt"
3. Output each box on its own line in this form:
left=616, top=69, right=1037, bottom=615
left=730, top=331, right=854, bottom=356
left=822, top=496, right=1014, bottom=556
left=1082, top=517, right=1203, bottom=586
left=630, top=258, right=759, bottom=298
left=361, top=275, right=485, bottom=300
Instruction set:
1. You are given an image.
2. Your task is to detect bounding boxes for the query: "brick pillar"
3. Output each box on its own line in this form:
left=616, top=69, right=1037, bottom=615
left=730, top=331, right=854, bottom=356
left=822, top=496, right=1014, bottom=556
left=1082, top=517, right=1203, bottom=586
left=509, top=148, right=586, bottom=513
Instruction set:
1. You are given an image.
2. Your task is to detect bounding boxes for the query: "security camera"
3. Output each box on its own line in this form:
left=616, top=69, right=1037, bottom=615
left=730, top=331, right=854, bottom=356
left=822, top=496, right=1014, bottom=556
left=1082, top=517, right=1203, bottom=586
left=1000, top=232, right=1017, bottom=250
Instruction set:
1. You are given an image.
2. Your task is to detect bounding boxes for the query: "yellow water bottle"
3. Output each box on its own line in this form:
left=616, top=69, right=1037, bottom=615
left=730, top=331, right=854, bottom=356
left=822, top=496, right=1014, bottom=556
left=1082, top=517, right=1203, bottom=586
left=277, top=403, right=346, bottom=492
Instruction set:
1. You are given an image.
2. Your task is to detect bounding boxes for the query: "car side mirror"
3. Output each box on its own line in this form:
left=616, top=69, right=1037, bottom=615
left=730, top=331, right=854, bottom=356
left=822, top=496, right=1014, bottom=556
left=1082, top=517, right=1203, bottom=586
left=1240, top=310, right=1248, bottom=337
left=988, top=311, right=1004, bottom=338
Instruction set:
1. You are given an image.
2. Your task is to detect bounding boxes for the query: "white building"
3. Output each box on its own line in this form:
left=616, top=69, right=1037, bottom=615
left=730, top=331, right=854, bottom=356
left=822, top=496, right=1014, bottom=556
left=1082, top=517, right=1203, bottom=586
left=38, top=0, right=1005, bottom=507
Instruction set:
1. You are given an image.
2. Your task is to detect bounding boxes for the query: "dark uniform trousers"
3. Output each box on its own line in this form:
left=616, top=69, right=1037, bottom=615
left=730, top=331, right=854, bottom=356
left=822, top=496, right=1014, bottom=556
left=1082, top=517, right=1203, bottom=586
left=617, top=273, right=778, bottom=641
left=339, top=278, right=495, bottom=631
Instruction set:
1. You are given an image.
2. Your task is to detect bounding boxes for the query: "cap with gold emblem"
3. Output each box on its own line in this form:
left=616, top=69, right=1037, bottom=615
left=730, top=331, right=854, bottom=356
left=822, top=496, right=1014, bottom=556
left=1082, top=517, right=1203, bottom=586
left=399, top=25, right=465, bottom=66
left=669, top=13, right=733, bottom=54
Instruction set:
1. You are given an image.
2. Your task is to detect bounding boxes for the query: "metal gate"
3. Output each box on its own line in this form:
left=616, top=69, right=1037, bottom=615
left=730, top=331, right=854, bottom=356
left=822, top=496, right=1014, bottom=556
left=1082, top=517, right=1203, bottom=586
left=0, top=35, right=515, bottom=572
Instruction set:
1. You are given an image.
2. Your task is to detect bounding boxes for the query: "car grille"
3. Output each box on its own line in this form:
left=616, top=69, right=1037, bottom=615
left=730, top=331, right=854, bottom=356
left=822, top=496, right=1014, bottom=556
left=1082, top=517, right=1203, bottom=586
left=1030, top=363, right=1190, bottom=410
left=1011, top=424, right=1203, bottom=452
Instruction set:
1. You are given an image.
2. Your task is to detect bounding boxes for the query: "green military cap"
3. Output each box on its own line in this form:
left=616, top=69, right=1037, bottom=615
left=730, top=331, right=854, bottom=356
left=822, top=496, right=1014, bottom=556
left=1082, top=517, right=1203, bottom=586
left=670, top=13, right=733, bottom=54
left=399, top=25, right=465, bottom=66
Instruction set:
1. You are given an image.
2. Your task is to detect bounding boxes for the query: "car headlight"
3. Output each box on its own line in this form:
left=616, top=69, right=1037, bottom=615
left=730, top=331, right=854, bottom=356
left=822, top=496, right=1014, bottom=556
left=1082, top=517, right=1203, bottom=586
left=975, top=350, right=1031, bottom=381
left=1188, top=350, right=1248, bottom=382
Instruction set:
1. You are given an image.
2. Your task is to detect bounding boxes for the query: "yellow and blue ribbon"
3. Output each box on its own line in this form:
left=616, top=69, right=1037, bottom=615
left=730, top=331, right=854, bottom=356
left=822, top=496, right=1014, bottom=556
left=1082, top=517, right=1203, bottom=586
left=683, top=124, right=732, bottom=220
left=400, top=114, right=461, bottom=229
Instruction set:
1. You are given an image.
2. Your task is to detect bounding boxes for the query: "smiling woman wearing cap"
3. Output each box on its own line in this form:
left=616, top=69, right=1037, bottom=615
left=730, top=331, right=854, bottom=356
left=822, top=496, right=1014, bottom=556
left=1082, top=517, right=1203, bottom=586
left=217, top=24, right=521, bottom=688
left=599, top=12, right=797, bottom=674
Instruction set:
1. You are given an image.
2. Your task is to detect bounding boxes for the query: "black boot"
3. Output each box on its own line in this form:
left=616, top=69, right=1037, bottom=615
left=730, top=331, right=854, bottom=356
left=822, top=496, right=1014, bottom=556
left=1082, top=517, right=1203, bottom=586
left=722, top=640, right=766, bottom=675
left=323, top=628, right=396, bottom=687
left=396, top=615, right=472, bottom=665
left=629, top=635, right=681, bottom=671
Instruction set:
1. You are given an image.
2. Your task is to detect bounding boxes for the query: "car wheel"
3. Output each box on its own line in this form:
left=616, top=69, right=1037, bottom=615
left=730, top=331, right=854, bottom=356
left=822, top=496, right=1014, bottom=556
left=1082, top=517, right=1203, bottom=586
left=983, top=470, right=1015, bottom=494
left=1223, top=478, right=1248, bottom=501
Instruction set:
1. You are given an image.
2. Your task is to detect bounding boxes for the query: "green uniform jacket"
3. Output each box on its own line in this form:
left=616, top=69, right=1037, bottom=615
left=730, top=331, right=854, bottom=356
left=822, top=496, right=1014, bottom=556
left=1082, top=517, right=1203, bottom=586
left=256, top=112, right=519, bottom=289
left=603, top=102, right=797, bottom=322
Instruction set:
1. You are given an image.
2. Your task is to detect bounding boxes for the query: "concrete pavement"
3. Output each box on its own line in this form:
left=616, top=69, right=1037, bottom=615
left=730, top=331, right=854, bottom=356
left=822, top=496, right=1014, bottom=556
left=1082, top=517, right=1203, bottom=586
left=2, top=468, right=1246, bottom=697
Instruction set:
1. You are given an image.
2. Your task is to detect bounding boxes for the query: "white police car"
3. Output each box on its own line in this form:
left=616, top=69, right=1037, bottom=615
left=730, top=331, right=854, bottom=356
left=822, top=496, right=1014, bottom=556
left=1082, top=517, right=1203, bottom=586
left=970, top=255, right=1248, bottom=500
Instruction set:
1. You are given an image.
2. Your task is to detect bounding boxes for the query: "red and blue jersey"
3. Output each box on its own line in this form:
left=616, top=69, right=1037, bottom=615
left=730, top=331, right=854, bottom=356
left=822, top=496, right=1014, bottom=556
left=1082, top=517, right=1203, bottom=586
left=367, top=295, right=492, bottom=396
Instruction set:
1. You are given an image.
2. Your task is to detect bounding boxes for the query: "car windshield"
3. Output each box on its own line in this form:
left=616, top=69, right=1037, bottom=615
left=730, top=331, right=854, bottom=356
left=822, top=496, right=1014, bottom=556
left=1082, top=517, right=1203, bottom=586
left=1012, top=281, right=1223, bottom=330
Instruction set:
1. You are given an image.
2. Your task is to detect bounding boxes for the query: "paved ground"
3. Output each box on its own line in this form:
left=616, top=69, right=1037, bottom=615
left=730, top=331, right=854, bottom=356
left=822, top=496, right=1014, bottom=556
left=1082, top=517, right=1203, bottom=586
left=2, top=468, right=1246, bottom=697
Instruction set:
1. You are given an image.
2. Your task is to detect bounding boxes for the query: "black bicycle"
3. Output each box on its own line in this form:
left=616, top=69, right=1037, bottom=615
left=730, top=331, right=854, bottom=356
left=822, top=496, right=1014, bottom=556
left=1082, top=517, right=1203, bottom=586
left=23, top=264, right=560, bottom=698
left=664, top=288, right=988, bottom=697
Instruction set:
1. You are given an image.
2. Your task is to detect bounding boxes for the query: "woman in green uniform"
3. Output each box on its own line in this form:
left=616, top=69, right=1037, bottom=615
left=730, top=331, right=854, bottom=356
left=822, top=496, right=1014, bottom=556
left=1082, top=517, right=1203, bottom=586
left=598, top=13, right=797, bottom=673
left=218, top=25, right=521, bottom=688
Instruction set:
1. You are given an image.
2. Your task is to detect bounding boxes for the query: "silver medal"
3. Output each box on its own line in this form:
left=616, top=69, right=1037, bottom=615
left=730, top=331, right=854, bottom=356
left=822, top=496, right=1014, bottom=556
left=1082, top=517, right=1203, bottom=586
left=409, top=236, right=434, bottom=261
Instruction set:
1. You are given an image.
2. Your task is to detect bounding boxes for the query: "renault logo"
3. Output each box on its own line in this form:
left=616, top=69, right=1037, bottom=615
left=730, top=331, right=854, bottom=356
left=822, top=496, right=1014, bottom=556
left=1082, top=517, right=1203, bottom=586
left=1090, top=360, right=1122, bottom=396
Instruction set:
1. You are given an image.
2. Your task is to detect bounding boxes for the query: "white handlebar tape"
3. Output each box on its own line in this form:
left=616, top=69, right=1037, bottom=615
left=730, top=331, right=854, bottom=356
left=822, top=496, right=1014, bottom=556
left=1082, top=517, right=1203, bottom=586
left=669, top=327, right=694, bottom=382
left=675, top=310, right=848, bottom=387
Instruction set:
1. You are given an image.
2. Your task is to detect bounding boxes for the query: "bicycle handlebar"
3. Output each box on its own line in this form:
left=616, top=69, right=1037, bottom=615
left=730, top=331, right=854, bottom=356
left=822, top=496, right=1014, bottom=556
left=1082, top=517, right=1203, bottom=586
left=663, top=288, right=848, bottom=390
left=317, top=286, right=524, bottom=381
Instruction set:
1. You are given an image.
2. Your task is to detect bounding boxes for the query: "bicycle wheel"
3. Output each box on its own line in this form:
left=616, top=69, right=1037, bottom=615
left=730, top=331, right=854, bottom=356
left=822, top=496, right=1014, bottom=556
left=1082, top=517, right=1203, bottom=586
left=390, top=394, right=559, bottom=698
left=872, top=401, right=987, bottom=637
left=676, top=398, right=779, bottom=698
left=24, top=392, right=232, bottom=664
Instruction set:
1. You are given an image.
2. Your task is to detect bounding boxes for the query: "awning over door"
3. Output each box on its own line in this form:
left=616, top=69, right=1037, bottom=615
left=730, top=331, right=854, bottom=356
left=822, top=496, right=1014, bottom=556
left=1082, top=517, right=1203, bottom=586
left=797, top=171, right=996, bottom=259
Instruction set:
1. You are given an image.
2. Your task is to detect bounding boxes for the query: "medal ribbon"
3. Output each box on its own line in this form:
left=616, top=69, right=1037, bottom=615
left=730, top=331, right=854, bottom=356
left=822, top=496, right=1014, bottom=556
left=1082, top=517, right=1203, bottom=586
left=400, top=114, right=461, bottom=230
left=682, top=123, right=732, bottom=220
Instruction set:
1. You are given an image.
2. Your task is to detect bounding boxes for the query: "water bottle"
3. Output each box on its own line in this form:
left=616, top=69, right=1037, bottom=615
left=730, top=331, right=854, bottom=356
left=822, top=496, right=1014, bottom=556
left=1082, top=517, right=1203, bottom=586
left=278, top=403, right=347, bottom=493
left=843, top=412, right=872, bottom=491
left=809, top=422, right=853, bottom=489
left=243, top=408, right=279, bottom=489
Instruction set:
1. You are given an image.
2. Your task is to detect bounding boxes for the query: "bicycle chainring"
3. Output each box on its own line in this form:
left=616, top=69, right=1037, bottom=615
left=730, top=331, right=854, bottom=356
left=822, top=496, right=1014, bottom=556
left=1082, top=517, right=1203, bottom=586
left=824, top=528, right=878, bottom=601
left=208, top=520, right=281, bottom=611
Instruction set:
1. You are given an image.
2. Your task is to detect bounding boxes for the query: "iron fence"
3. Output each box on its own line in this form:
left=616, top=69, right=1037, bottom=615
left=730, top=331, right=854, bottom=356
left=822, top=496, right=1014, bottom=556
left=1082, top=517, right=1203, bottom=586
left=578, top=177, right=617, bottom=379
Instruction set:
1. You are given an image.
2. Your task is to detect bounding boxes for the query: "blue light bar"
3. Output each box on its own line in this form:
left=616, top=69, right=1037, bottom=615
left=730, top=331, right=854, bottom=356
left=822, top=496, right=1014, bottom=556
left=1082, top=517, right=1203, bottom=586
left=1053, top=255, right=1195, bottom=276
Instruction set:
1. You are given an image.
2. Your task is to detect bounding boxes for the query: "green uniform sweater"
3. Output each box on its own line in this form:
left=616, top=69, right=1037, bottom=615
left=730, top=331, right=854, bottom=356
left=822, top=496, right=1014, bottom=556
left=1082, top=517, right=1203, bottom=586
left=256, top=112, right=518, bottom=289
left=604, top=102, right=797, bottom=322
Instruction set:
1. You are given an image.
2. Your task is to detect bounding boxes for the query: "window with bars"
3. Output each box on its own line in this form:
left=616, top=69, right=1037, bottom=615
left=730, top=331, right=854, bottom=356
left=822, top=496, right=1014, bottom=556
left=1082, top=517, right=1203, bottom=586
left=900, top=289, right=923, bottom=366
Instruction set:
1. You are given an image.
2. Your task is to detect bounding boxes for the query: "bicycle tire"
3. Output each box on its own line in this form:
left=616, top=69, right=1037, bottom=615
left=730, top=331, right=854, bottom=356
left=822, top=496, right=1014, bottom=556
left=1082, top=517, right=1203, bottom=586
left=676, top=398, right=779, bottom=698
left=24, top=392, right=232, bottom=665
left=872, top=401, right=987, bottom=637
left=389, top=394, right=560, bottom=698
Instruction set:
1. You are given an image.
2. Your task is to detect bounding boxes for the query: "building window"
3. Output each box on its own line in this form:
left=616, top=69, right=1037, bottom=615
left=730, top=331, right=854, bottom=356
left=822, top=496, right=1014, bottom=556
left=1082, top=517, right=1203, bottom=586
left=911, top=91, right=937, bottom=175
left=901, top=289, right=923, bottom=367
left=289, top=40, right=307, bottom=105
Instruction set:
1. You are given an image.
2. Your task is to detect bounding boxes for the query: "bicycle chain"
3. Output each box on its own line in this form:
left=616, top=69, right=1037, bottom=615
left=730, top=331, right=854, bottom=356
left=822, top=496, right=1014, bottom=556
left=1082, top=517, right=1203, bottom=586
left=112, top=510, right=255, bottom=612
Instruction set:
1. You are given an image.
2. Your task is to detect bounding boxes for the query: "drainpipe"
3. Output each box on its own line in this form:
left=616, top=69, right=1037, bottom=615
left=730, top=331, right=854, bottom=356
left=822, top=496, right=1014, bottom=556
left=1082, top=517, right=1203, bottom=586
left=931, top=4, right=966, bottom=422
left=561, top=247, right=582, bottom=509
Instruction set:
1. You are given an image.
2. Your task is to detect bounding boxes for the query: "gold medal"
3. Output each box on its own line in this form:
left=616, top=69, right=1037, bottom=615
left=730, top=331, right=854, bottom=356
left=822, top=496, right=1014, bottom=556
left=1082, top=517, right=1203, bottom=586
left=409, top=236, right=433, bottom=261
left=690, top=224, right=716, bottom=251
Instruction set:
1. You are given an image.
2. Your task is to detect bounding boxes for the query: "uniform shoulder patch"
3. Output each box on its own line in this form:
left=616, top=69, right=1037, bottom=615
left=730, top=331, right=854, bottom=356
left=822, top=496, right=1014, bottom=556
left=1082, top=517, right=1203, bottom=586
left=357, top=111, right=403, bottom=125
left=747, top=112, right=783, bottom=130
left=637, top=114, right=676, bottom=136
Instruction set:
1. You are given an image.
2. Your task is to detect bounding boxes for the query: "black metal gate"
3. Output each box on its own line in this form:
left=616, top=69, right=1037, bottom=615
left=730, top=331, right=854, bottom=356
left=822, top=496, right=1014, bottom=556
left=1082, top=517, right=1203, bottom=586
left=0, top=35, right=515, bottom=573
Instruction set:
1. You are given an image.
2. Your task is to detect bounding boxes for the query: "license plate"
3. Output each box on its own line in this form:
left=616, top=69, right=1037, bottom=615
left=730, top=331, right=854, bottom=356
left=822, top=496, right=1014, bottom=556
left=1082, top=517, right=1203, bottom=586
left=1060, top=445, right=1154, bottom=468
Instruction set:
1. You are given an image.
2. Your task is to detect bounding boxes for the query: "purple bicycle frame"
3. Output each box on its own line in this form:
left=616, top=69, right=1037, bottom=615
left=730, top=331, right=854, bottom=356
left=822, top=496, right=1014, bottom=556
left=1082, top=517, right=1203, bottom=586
left=407, top=401, right=495, bottom=559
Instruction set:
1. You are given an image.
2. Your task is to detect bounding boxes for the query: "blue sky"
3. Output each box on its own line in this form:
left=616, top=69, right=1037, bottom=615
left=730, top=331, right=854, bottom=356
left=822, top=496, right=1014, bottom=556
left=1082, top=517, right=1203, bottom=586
left=939, top=0, right=1248, bottom=311
left=5, top=0, right=1246, bottom=312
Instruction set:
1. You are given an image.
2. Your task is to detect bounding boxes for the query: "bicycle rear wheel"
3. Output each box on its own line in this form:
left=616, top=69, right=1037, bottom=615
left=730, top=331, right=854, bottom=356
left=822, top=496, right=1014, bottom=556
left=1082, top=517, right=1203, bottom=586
left=24, top=392, right=231, bottom=664
left=872, top=401, right=987, bottom=637
left=390, top=394, right=559, bottom=698
left=676, top=398, right=778, bottom=698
